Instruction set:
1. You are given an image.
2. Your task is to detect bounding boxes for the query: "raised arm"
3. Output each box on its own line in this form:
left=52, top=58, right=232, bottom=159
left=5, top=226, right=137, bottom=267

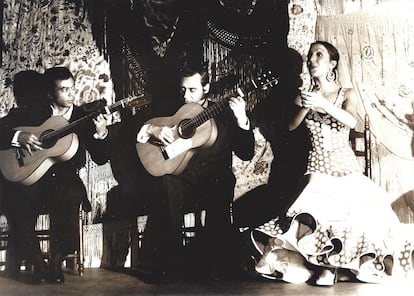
left=288, top=94, right=311, bottom=131
left=291, top=88, right=358, bottom=130
left=316, top=88, right=358, bottom=129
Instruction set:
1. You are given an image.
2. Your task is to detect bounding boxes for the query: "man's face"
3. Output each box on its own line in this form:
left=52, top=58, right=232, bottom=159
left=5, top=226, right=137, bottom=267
left=51, top=78, right=75, bottom=108
left=180, top=73, right=209, bottom=105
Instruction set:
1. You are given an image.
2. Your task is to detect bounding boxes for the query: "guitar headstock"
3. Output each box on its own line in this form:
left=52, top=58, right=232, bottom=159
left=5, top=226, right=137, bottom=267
left=118, top=94, right=152, bottom=109
left=253, top=69, right=279, bottom=91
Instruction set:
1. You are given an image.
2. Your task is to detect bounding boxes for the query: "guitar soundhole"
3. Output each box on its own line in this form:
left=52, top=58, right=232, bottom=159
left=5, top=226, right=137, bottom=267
left=40, top=129, right=57, bottom=149
left=177, top=119, right=195, bottom=139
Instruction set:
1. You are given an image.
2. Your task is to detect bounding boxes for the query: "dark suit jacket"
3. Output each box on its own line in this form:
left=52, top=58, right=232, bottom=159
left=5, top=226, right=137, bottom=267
left=150, top=99, right=256, bottom=201
left=0, top=102, right=109, bottom=253
left=0, top=103, right=106, bottom=171
left=0, top=102, right=108, bottom=184
left=183, top=100, right=255, bottom=188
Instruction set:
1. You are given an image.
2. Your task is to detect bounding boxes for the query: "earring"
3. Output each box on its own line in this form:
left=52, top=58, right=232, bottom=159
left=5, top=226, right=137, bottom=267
left=326, top=70, right=335, bottom=82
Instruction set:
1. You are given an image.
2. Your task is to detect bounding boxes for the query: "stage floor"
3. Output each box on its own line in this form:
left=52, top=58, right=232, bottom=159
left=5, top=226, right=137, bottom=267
left=1, top=267, right=414, bottom=295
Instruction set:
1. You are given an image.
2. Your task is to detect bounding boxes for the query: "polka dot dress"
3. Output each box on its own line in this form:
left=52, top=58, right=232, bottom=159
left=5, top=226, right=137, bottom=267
left=304, top=88, right=361, bottom=176
left=252, top=88, right=414, bottom=284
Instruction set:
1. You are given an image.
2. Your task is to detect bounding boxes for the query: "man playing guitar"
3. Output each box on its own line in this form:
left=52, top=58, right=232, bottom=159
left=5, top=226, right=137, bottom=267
left=135, top=63, right=255, bottom=282
left=0, top=67, right=108, bottom=284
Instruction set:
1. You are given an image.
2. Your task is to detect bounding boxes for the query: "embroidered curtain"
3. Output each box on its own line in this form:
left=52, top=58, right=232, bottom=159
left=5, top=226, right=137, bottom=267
left=315, top=2, right=414, bottom=222
left=0, top=0, right=117, bottom=223
left=1, top=0, right=115, bottom=112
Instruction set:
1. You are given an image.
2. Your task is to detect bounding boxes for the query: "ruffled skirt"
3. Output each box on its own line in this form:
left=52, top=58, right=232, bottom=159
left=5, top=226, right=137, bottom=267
left=252, top=173, right=414, bottom=283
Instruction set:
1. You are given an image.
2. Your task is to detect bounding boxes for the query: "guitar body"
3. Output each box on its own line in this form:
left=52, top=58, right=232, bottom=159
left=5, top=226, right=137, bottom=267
left=0, top=116, right=79, bottom=185
left=0, top=95, right=148, bottom=185
left=136, top=71, right=279, bottom=176
left=136, top=103, right=218, bottom=176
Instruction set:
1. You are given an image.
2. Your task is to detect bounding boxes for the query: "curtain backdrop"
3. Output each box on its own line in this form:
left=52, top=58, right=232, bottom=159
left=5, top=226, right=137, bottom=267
left=0, top=0, right=117, bottom=223
left=315, top=2, right=414, bottom=222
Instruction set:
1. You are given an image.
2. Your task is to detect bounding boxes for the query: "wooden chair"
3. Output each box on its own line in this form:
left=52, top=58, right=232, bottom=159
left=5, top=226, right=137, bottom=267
left=0, top=214, right=10, bottom=272
left=36, top=204, right=87, bottom=276
left=131, top=203, right=206, bottom=269
left=0, top=205, right=86, bottom=276
left=349, top=114, right=372, bottom=179
left=133, top=209, right=206, bottom=252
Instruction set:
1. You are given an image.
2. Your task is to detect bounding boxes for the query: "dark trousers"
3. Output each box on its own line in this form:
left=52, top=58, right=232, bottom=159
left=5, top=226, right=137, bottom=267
left=140, top=173, right=236, bottom=272
left=232, top=169, right=306, bottom=229
left=3, top=170, right=84, bottom=264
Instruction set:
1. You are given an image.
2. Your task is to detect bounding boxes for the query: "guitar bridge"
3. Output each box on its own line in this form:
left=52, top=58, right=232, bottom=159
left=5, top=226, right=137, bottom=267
left=14, top=147, right=25, bottom=167
left=159, top=146, right=169, bottom=160
left=149, top=138, right=170, bottom=160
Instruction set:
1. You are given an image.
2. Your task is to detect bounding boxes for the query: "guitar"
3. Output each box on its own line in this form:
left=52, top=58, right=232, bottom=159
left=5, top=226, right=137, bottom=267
left=0, top=95, right=151, bottom=185
left=136, top=71, right=279, bottom=176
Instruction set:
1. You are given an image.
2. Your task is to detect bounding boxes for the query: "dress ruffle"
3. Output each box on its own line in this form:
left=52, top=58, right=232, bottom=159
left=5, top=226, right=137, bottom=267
left=253, top=173, right=414, bottom=284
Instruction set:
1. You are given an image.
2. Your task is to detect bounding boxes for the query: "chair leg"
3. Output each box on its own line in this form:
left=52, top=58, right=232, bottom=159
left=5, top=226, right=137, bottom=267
left=78, top=206, right=84, bottom=276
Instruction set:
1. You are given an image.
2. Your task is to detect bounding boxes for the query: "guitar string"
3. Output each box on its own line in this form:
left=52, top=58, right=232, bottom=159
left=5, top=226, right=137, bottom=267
left=41, top=96, right=142, bottom=141
left=190, top=101, right=227, bottom=128
left=184, top=83, right=251, bottom=130
left=180, top=78, right=277, bottom=131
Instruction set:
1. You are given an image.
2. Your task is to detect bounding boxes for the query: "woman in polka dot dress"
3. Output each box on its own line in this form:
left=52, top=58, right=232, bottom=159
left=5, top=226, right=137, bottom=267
left=251, top=41, right=414, bottom=286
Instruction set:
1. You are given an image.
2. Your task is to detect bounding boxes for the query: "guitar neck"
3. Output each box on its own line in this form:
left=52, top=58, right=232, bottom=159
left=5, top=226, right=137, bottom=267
left=189, top=80, right=257, bottom=128
left=41, top=95, right=146, bottom=142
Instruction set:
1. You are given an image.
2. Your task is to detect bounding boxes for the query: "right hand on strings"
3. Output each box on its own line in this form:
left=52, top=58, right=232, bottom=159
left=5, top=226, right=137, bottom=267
left=17, top=131, right=43, bottom=155
left=147, top=125, right=175, bottom=145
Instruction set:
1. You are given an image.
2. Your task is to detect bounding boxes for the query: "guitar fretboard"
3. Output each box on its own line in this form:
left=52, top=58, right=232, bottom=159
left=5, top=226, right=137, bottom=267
left=183, top=79, right=262, bottom=130
left=40, top=95, right=145, bottom=142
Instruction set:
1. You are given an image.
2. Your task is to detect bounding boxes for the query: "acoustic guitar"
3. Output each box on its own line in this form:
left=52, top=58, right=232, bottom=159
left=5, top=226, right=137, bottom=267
left=0, top=95, right=150, bottom=185
left=136, top=71, right=279, bottom=176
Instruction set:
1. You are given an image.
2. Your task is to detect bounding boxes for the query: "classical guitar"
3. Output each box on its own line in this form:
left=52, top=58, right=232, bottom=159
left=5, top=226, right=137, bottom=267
left=136, top=71, right=279, bottom=176
left=0, top=95, right=151, bottom=185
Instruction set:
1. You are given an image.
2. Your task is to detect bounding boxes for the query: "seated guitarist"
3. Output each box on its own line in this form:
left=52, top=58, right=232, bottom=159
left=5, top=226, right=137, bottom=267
left=135, top=63, right=255, bottom=281
left=0, top=66, right=108, bottom=284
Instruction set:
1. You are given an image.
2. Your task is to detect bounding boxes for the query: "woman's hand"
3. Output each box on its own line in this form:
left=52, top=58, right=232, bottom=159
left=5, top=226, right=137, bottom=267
left=300, top=88, right=358, bottom=129
left=300, top=90, right=328, bottom=110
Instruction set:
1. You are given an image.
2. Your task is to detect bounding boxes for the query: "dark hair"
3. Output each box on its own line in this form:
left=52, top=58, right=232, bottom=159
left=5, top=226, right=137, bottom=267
left=308, top=41, right=340, bottom=72
left=12, top=70, right=44, bottom=107
left=179, top=63, right=210, bottom=86
left=43, top=66, right=74, bottom=93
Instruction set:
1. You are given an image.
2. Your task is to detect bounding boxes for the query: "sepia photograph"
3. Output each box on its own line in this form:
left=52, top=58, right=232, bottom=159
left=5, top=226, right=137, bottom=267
left=1, top=0, right=414, bottom=295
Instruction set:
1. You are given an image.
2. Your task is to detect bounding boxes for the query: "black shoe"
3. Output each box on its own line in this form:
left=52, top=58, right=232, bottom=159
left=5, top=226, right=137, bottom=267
left=131, top=263, right=169, bottom=284
left=48, top=253, right=65, bottom=284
